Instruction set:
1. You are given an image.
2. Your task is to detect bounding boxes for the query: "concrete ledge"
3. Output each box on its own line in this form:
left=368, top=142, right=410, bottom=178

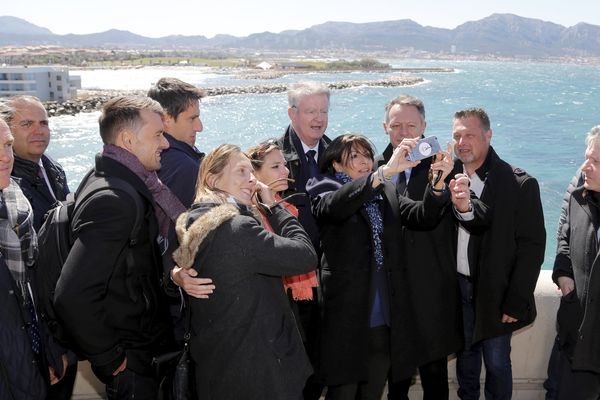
left=72, top=270, right=561, bottom=400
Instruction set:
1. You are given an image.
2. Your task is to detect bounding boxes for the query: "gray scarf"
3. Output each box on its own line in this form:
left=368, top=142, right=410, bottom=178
left=0, top=179, right=38, bottom=300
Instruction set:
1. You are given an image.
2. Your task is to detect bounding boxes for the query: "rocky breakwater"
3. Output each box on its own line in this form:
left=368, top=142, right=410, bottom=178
left=45, top=75, right=423, bottom=117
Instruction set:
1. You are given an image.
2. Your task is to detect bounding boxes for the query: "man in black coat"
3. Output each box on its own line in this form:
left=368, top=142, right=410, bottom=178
left=451, top=108, right=546, bottom=399
left=5, top=95, right=69, bottom=231
left=54, top=96, right=176, bottom=399
left=374, top=95, right=462, bottom=400
left=0, top=111, right=49, bottom=400
left=148, top=77, right=214, bottom=322
left=4, top=95, right=75, bottom=399
left=277, top=81, right=332, bottom=400
left=553, top=126, right=600, bottom=399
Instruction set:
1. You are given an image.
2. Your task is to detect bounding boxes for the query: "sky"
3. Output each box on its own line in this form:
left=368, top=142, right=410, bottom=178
left=5, top=0, right=600, bottom=38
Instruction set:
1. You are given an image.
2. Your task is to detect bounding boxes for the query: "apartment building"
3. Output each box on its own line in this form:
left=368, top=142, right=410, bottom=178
left=0, top=66, right=81, bottom=101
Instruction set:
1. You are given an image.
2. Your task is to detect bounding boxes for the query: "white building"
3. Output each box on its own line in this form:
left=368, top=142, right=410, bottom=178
left=0, top=66, right=81, bottom=102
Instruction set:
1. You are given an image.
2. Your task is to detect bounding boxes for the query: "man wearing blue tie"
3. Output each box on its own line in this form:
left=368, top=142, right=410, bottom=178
left=278, top=81, right=332, bottom=400
left=375, top=95, right=462, bottom=400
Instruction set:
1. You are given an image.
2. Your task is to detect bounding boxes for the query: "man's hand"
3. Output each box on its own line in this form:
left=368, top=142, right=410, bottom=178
left=172, top=266, right=215, bottom=299
left=450, top=173, right=471, bottom=212
left=558, top=276, right=575, bottom=296
left=113, top=358, right=127, bottom=376
left=430, top=143, right=455, bottom=188
left=49, top=354, right=69, bottom=385
left=501, top=314, right=518, bottom=323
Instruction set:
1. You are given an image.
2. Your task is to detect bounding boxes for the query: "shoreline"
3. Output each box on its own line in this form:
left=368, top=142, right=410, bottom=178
left=45, top=75, right=425, bottom=117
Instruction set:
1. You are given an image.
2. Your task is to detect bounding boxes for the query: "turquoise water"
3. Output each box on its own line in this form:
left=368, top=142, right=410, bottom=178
left=48, top=61, right=600, bottom=269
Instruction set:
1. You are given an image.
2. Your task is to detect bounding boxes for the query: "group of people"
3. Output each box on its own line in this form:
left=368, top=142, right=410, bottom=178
left=0, top=78, right=595, bottom=400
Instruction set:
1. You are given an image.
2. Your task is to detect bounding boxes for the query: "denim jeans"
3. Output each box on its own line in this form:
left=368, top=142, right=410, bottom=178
left=106, top=369, right=159, bottom=400
left=457, top=275, right=512, bottom=400
left=544, top=335, right=561, bottom=400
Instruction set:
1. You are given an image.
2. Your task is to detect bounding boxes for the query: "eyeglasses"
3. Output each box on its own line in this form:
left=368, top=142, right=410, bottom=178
left=292, top=106, right=328, bottom=118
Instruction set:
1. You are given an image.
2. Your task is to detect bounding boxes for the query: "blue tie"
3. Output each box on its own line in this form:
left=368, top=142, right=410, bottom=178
left=306, top=150, right=318, bottom=178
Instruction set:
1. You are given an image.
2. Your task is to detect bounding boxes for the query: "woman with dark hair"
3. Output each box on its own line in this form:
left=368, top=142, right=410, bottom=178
left=307, top=133, right=457, bottom=400
left=172, top=144, right=317, bottom=400
left=246, top=139, right=318, bottom=301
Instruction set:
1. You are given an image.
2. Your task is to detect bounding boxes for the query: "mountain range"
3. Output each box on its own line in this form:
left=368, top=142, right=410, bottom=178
left=1, top=14, right=600, bottom=57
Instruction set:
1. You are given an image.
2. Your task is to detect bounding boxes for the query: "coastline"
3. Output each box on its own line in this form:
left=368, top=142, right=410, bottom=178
left=45, top=75, right=425, bottom=117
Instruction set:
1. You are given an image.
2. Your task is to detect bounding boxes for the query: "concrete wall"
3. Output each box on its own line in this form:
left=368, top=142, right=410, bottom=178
left=71, top=270, right=561, bottom=400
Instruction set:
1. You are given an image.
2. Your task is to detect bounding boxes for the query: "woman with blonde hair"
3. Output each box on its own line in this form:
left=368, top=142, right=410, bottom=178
left=173, top=144, right=317, bottom=400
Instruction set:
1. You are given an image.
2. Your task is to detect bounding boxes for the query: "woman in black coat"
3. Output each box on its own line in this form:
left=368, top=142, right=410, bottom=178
left=172, top=144, right=318, bottom=400
left=306, top=134, right=458, bottom=400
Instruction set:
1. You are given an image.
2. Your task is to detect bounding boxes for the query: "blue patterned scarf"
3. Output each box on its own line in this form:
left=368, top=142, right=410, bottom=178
left=335, top=172, right=384, bottom=271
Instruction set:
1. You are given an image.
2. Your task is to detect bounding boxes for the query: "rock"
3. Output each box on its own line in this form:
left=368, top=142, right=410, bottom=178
left=44, top=76, right=424, bottom=117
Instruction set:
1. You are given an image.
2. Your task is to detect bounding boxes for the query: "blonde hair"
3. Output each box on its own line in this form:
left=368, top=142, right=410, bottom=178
left=195, top=144, right=245, bottom=204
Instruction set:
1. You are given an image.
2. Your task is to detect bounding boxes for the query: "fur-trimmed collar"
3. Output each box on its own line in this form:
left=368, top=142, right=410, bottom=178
left=172, top=203, right=239, bottom=269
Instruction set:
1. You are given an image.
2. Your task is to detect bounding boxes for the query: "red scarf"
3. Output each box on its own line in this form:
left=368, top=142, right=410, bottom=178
left=258, top=197, right=318, bottom=300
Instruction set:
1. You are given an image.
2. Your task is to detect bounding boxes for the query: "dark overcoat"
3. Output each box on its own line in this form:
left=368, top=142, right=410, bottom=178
left=0, top=254, right=47, bottom=400
left=54, top=155, right=172, bottom=383
left=375, top=144, right=463, bottom=365
left=11, top=154, right=70, bottom=230
left=454, top=147, right=546, bottom=343
left=553, top=186, right=600, bottom=373
left=308, top=173, right=449, bottom=385
left=174, top=202, right=317, bottom=400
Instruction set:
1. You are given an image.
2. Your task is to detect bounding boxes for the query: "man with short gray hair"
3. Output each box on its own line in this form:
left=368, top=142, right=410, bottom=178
left=278, top=81, right=331, bottom=400
left=553, top=125, right=600, bottom=399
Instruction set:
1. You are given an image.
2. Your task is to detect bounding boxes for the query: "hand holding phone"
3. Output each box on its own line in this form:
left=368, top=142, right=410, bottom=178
left=406, top=136, right=441, bottom=161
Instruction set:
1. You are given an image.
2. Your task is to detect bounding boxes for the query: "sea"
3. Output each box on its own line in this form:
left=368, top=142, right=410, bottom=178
left=47, top=59, right=600, bottom=269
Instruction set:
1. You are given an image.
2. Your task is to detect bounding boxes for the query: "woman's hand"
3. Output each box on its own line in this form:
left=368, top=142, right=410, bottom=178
left=430, top=143, right=454, bottom=190
left=384, top=138, right=421, bottom=176
left=253, top=180, right=276, bottom=206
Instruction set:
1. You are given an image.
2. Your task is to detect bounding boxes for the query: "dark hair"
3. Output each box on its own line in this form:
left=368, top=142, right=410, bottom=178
left=320, top=133, right=375, bottom=175
left=384, top=94, right=425, bottom=123
left=454, top=107, right=491, bottom=132
left=246, top=138, right=281, bottom=170
left=147, top=77, right=206, bottom=120
left=98, top=96, right=164, bottom=144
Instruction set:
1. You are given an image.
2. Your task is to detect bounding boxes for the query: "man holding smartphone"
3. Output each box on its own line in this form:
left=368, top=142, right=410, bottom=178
left=375, top=94, right=462, bottom=399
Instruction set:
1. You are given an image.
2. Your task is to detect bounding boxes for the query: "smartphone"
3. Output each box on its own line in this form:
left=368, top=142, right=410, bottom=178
left=406, top=136, right=441, bottom=161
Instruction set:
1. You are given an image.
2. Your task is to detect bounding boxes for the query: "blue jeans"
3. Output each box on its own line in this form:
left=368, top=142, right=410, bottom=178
left=106, top=369, right=159, bottom=400
left=457, top=275, right=512, bottom=400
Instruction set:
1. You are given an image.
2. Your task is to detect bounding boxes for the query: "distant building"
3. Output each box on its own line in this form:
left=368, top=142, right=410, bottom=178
left=0, top=66, right=81, bottom=102
left=256, top=61, right=272, bottom=70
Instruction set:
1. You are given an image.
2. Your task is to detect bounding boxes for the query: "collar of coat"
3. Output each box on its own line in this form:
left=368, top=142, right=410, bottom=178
left=172, top=202, right=240, bottom=269
left=453, top=145, right=499, bottom=182
left=163, top=131, right=205, bottom=160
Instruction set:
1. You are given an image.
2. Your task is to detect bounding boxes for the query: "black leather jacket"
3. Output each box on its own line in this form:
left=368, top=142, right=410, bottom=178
left=11, top=155, right=69, bottom=231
